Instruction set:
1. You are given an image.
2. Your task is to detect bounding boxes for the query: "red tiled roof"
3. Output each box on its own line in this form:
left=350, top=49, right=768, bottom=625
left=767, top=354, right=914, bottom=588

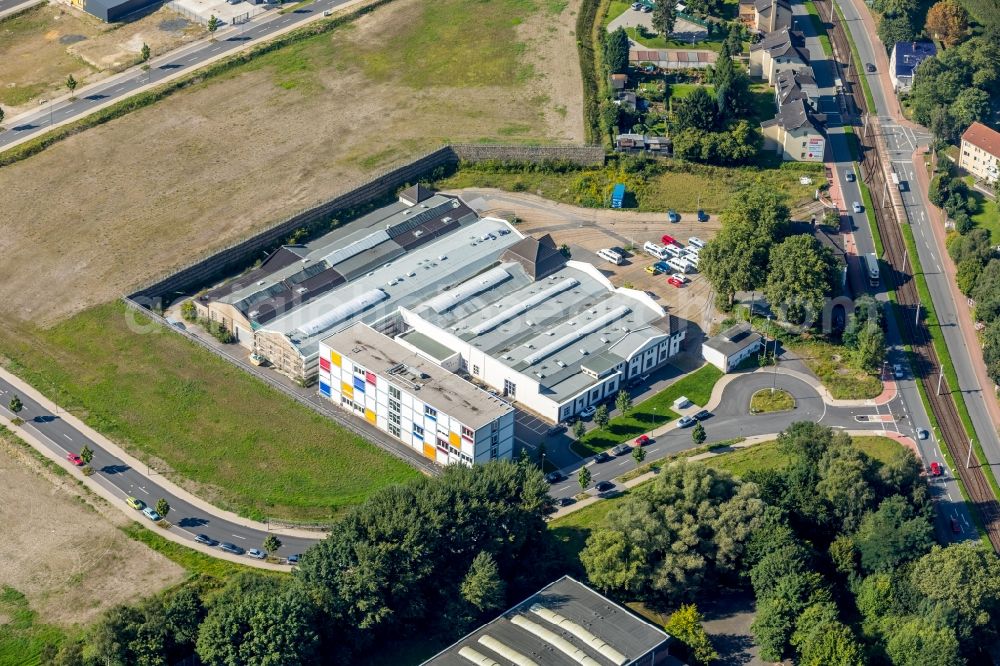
left=962, top=122, right=1000, bottom=158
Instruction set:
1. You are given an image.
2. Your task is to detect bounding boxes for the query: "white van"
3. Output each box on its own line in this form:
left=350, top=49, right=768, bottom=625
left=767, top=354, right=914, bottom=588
left=683, top=252, right=699, bottom=267
left=688, top=237, right=705, bottom=248
left=685, top=243, right=701, bottom=255
left=597, top=248, right=624, bottom=265
left=662, top=244, right=683, bottom=258
left=643, top=241, right=666, bottom=259
left=666, top=257, right=690, bottom=273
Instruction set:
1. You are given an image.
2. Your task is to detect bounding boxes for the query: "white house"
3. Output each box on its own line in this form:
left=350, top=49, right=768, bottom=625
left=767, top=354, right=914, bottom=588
left=702, top=323, right=763, bottom=372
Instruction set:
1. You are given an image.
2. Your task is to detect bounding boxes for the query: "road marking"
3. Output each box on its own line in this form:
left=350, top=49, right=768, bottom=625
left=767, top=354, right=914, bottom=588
left=136, top=486, right=149, bottom=495
left=63, top=433, right=72, bottom=440
left=232, top=534, right=247, bottom=540
left=618, top=460, right=629, bottom=466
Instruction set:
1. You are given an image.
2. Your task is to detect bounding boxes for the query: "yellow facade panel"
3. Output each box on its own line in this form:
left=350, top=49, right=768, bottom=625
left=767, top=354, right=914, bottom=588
left=449, top=432, right=461, bottom=447
left=365, top=408, right=376, bottom=423
left=331, top=351, right=342, bottom=367
left=423, top=443, right=436, bottom=460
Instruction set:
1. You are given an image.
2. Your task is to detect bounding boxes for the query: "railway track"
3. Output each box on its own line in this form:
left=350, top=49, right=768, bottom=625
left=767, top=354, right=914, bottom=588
left=818, top=0, right=1000, bottom=551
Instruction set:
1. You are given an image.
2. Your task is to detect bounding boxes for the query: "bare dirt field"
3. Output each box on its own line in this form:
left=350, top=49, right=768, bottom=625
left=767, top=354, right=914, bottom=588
left=0, top=0, right=583, bottom=326
left=0, top=431, right=184, bottom=627
left=0, top=3, right=204, bottom=115
left=451, top=188, right=722, bottom=333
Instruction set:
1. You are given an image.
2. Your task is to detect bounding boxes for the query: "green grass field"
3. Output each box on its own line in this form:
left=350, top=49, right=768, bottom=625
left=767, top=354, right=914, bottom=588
left=749, top=388, right=795, bottom=413
left=0, top=303, right=419, bottom=522
left=707, top=435, right=902, bottom=477
left=573, top=364, right=723, bottom=456
left=625, top=26, right=725, bottom=51
left=0, top=587, right=67, bottom=666
left=964, top=177, right=1000, bottom=243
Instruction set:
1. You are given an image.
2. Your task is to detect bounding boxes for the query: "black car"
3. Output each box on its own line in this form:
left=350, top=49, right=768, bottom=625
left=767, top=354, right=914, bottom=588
left=865, top=62, right=876, bottom=72
left=546, top=424, right=567, bottom=437
left=593, top=452, right=612, bottom=463
left=219, top=542, right=245, bottom=555
left=696, top=209, right=709, bottom=222
left=595, top=481, right=615, bottom=492
left=288, top=554, right=302, bottom=565
left=194, top=534, right=218, bottom=547
left=693, top=410, right=712, bottom=421
left=555, top=496, right=575, bottom=507
left=545, top=471, right=566, bottom=484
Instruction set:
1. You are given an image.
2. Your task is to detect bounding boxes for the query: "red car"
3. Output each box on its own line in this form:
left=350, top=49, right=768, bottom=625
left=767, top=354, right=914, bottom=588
left=950, top=517, right=961, bottom=534
left=930, top=461, right=942, bottom=476
left=634, top=435, right=652, bottom=446
left=66, top=452, right=84, bottom=466
left=667, top=276, right=684, bottom=287
left=660, top=234, right=680, bottom=247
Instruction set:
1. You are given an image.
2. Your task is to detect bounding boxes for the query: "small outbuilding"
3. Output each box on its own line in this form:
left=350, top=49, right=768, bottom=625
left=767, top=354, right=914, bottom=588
left=702, top=322, right=763, bottom=372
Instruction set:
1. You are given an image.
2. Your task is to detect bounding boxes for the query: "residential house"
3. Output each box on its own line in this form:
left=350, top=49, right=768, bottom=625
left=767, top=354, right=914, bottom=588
left=761, top=98, right=826, bottom=162
left=615, top=133, right=672, bottom=155
left=749, top=29, right=810, bottom=84
left=609, top=73, right=628, bottom=93
left=754, top=0, right=792, bottom=33
left=774, top=68, right=819, bottom=111
left=889, top=41, right=936, bottom=92
left=702, top=323, right=763, bottom=373
left=959, top=121, right=1000, bottom=184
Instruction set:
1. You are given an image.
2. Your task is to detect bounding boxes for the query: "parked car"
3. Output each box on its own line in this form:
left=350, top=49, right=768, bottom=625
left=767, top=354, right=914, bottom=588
left=634, top=434, right=651, bottom=446
left=845, top=170, right=855, bottom=182
left=677, top=415, right=697, bottom=428
left=660, top=234, right=680, bottom=247
left=697, top=209, right=709, bottom=222
left=930, top=461, right=942, bottom=476
left=611, top=444, right=632, bottom=456
left=950, top=517, right=961, bottom=534
left=288, top=554, right=302, bottom=564
left=893, top=363, right=905, bottom=379
left=865, top=62, right=876, bottom=72
left=142, top=507, right=162, bottom=522
left=554, top=496, right=575, bottom=507
left=247, top=549, right=267, bottom=560
left=641, top=4, right=651, bottom=11
left=545, top=471, right=566, bottom=484
left=645, top=264, right=661, bottom=275
left=595, top=481, right=616, bottom=492
left=546, top=424, right=566, bottom=436
left=672, top=273, right=690, bottom=284
left=852, top=201, right=863, bottom=213
left=593, top=452, right=612, bottom=463
left=580, top=405, right=597, bottom=419
left=219, top=542, right=245, bottom=555
left=631, top=1, right=641, bottom=8
left=917, top=428, right=929, bottom=440
left=693, top=410, right=712, bottom=421
left=126, top=497, right=145, bottom=511
left=667, top=210, right=681, bottom=223
left=66, top=452, right=84, bottom=466
left=667, top=276, right=684, bottom=288
left=194, top=534, right=219, bottom=547
left=688, top=237, right=705, bottom=248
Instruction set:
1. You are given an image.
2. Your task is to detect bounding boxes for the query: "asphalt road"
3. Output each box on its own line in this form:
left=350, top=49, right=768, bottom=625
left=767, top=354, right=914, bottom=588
left=0, top=0, right=37, bottom=13
left=0, top=0, right=350, bottom=150
left=836, top=0, right=1000, bottom=475
left=0, top=376, right=320, bottom=558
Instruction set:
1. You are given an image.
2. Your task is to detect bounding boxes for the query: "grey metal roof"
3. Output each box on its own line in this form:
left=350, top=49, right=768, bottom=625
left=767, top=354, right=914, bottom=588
left=704, top=322, right=762, bottom=357
left=423, top=576, right=671, bottom=666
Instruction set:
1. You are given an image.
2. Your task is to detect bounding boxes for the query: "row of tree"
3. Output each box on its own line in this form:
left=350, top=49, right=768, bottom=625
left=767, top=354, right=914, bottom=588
left=48, top=460, right=556, bottom=664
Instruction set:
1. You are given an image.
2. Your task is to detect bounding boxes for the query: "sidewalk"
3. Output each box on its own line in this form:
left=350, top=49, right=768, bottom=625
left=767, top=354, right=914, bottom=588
left=0, top=365, right=324, bottom=542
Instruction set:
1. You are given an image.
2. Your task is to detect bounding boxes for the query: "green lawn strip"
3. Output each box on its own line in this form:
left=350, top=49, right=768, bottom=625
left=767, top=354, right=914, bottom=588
left=749, top=388, right=795, bottom=413
left=601, top=0, right=631, bottom=28
left=0, top=303, right=420, bottom=523
left=624, top=27, right=724, bottom=51
left=832, top=0, right=876, bottom=113
left=897, top=225, right=1000, bottom=500
left=804, top=0, right=833, bottom=57
left=964, top=176, right=1000, bottom=244
left=571, top=364, right=723, bottom=456
left=120, top=524, right=256, bottom=580
left=0, top=587, right=70, bottom=665
left=855, top=169, right=886, bottom=257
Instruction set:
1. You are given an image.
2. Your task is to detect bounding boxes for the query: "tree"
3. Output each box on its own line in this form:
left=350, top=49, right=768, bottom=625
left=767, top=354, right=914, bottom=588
left=180, top=300, right=198, bottom=322
left=8, top=395, right=22, bottom=413
left=155, top=498, right=170, bottom=519
left=579, top=466, right=592, bottom=491
left=632, top=445, right=646, bottom=466
left=0, top=106, right=5, bottom=129
left=207, top=14, right=220, bottom=34
left=66, top=74, right=77, bottom=96
left=140, top=42, right=151, bottom=63
left=791, top=603, right=864, bottom=666
left=877, top=14, right=918, bottom=47
left=764, top=234, right=838, bottom=326
left=652, top=0, right=677, bottom=36
left=972, top=259, right=1000, bottom=323
left=691, top=422, right=706, bottom=444
left=816, top=440, right=877, bottom=532
left=925, top=0, right=968, bottom=47
left=883, top=615, right=964, bottom=666
left=674, top=86, right=718, bottom=131
left=603, top=27, right=629, bottom=74
left=664, top=604, right=718, bottom=665
left=843, top=294, right=883, bottom=347
left=573, top=419, right=587, bottom=440
left=950, top=87, right=989, bottom=127
left=955, top=257, right=983, bottom=295
left=615, top=389, right=632, bottom=415
left=856, top=322, right=886, bottom=373
left=579, top=529, right=647, bottom=594
left=263, top=534, right=282, bottom=555
left=984, top=319, right=1000, bottom=386
left=853, top=495, right=933, bottom=574
left=594, top=404, right=610, bottom=429
left=460, top=552, right=506, bottom=615
left=80, top=445, right=94, bottom=466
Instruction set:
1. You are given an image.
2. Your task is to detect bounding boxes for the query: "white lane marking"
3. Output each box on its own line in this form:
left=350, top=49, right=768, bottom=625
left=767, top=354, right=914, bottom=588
left=136, top=486, right=149, bottom=495
left=63, top=433, right=72, bottom=440
left=232, top=534, right=247, bottom=540
left=618, top=460, right=629, bottom=466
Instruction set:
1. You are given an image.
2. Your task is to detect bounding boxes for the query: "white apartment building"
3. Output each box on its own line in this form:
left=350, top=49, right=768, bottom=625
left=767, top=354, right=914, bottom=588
left=959, top=121, right=1000, bottom=185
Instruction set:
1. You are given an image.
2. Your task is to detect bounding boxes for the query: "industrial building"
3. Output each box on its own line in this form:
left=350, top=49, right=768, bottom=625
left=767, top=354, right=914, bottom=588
left=423, top=576, right=674, bottom=666
left=195, top=188, right=686, bottom=450
left=77, top=0, right=159, bottom=22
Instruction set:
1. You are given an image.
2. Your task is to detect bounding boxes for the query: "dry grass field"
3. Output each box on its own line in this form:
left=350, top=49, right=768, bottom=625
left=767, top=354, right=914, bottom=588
left=0, top=430, right=184, bottom=660
left=0, top=0, right=583, bottom=327
left=0, top=3, right=204, bottom=115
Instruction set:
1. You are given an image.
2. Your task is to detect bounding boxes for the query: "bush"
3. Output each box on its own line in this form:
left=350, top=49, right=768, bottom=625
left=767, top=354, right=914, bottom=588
left=180, top=301, right=198, bottom=322
left=201, top=319, right=236, bottom=344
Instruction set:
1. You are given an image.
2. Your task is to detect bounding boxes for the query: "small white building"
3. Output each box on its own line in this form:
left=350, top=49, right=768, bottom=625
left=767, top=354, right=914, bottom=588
left=888, top=41, right=936, bottom=92
left=702, top=323, right=763, bottom=372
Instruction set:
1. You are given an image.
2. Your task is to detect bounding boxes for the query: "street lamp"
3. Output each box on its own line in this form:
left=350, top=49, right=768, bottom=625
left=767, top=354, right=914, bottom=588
left=39, top=99, right=53, bottom=127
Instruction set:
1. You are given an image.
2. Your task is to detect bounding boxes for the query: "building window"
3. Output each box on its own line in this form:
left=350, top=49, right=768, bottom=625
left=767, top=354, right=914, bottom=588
left=413, top=424, right=424, bottom=438
left=472, top=364, right=480, bottom=375
left=388, top=423, right=401, bottom=438
left=389, top=399, right=400, bottom=412
left=461, top=425, right=474, bottom=439
left=503, top=379, right=516, bottom=398
left=389, top=385, right=401, bottom=400
left=425, top=406, right=437, bottom=419
left=491, top=445, right=499, bottom=459
left=353, top=365, right=365, bottom=376
left=389, top=412, right=400, bottom=425
left=491, top=433, right=499, bottom=445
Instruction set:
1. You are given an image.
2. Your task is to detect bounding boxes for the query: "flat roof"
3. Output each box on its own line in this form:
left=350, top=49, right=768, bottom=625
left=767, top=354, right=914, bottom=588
left=398, top=329, right=456, bottom=362
left=321, top=323, right=511, bottom=429
left=423, top=576, right=671, bottom=666
left=705, top=322, right=762, bottom=357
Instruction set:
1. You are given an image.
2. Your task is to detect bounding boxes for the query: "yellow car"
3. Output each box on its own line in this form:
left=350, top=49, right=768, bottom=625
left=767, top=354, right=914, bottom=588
left=644, top=265, right=661, bottom=275
left=126, top=496, right=145, bottom=511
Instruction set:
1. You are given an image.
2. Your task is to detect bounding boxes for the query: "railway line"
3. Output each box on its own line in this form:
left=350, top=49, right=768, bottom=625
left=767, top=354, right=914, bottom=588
left=818, top=0, right=1000, bottom=551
